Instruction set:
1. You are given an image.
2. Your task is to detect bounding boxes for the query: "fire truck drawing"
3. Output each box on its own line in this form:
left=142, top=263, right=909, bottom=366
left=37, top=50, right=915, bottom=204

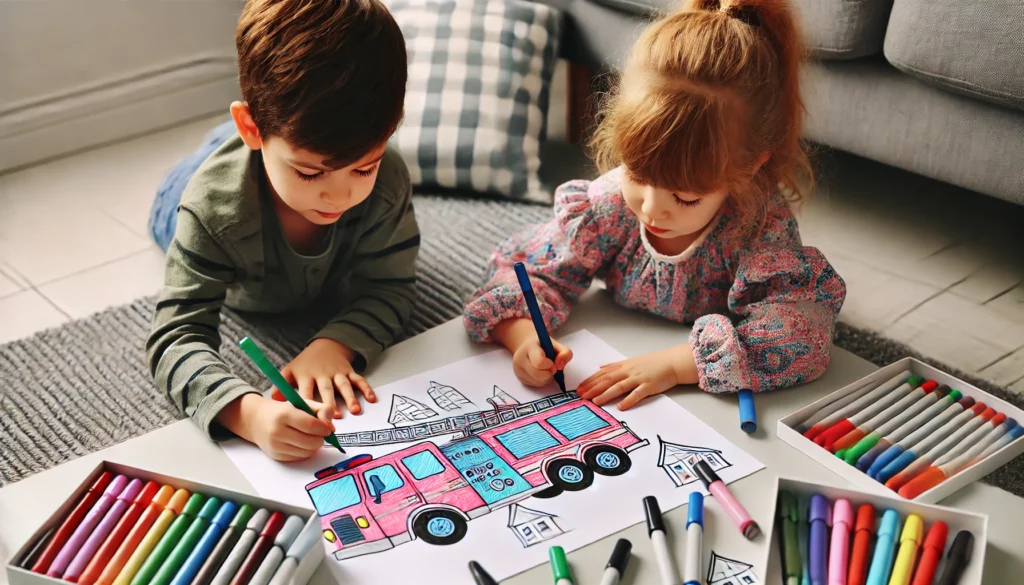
left=305, top=391, right=649, bottom=561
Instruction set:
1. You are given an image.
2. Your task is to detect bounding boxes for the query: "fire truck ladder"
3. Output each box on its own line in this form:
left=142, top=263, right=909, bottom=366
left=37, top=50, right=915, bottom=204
left=333, top=391, right=581, bottom=448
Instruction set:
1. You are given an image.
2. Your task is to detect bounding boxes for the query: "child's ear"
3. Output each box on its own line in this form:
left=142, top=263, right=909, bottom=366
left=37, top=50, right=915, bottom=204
left=230, top=101, right=263, bottom=150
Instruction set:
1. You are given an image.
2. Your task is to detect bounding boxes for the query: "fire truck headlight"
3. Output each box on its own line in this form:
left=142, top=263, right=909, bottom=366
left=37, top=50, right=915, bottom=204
left=323, top=530, right=336, bottom=543
left=356, top=516, right=370, bottom=529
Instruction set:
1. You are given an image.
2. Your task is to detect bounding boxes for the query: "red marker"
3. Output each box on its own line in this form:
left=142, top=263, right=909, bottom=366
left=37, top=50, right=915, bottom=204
left=847, top=504, right=875, bottom=585
left=910, top=521, right=948, bottom=585
left=830, top=381, right=939, bottom=454
left=229, top=511, right=285, bottom=585
left=819, top=379, right=933, bottom=452
left=31, top=472, right=114, bottom=574
left=78, top=481, right=160, bottom=585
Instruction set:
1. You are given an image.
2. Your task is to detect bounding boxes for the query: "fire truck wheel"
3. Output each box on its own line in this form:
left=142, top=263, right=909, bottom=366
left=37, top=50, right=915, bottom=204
left=532, top=485, right=563, bottom=499
left=413, top=509, right=468, bottom=546
left=547, top=459, right=594, bottom=492
left=583, top=446, right=631, bottom=476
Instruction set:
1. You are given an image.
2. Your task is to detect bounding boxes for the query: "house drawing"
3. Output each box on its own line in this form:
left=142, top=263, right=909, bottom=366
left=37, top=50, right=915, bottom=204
left=489, top=385, right=520, bottom=407
left=387, top=394, right=438, bottom=426
left=427, top=381, right=473, bottom=411
left=656, top=436, right=731, bottom=487
left=707, top=551, right=759, bottom=585
left=506, top=503, right=567, bottom=547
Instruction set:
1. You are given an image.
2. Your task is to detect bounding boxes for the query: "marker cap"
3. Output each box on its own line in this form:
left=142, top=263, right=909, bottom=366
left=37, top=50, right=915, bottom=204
left=687, top=492, right=704, bottom=528
left=149, top=485, right=176, bottom=509
left=87, top=472, right=114, bottom=494
left=919, top=380, right=939, bottom=392
left=261, top=511, right=287, bottom=537
left=166, top=489, right=192, bottom=514
left=693, top=460, right=721, bottom=487
left=605, top=539, right=632, bottom=574
left=832, top=498, right=853, bottom=531
left=907, top=375, right=925, bottom=387
left=211, top=500, right=239, bottom=527
left=877, top=510, right=901, bottom=539
left=118, top=478, right=144, bottom=502
left=285, top=524, right=321, bottom=558
left=738, top=389, right=756, bottom=433
left=468, top=561, right=498, bottom=585
left=196, top=496, right=222, bottom=520
left=134, top=481, right=161, bottom=506
left=854, top=504, right=876, bottom=532
left=957, top=395, right=974, bottom=407
left=643, top=496, right=665, bottom=535
left=901, top=515, right=923, bottom=544
left=809, top=494, right=831, bottom=526
left=104, top=475, right=130, bottom=497
left=513, top=263, right=533, bottom=292
left=1005, top=418, right=1019, bottom=430
left=923, top=521, right=949, bottom=551
left=181, top=493, right=206, bottom=517
left=946, top=531, right=974, bottom=563
left=275, top=516, right=306, bottom=548
left=776, top=491, right=797, bottom=523
left=247, top=508, right=271, bottom=531
left=230, top=504, right=257, bottom=529
left=549, top=546, right=571, bottom=582
left=947, top=389, right=962, bottom=401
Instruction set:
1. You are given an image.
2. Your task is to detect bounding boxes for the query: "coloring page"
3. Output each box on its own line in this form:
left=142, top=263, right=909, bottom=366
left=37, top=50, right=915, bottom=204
left=222, top=330, right=764, bottom=584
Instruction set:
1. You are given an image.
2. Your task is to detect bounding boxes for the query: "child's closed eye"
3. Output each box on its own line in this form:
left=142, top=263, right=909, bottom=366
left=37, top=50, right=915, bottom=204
left=295, top=169, right=324, bottom=182
left=673, top=194, right=701, bottom=207
left=353, top=163, right=380, bottom=177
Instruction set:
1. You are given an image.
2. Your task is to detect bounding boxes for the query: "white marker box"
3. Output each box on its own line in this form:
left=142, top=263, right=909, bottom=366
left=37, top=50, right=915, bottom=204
left=777, top=357, right=1024, bottom=503
left=5, top=461, right=324, bottom=585
left=762, top=476, right=988, bottom=585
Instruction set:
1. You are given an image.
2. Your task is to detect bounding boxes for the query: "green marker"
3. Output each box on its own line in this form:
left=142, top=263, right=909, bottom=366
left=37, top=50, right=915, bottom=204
left=132, top=494, right=206, bottom=585
left=239, top=337, right=345, bottom=454
left=776, top=491, right=801, bottom=585
left=548, top=546, right=574, bottom=585
left=150, top=497, right=223, bottom=585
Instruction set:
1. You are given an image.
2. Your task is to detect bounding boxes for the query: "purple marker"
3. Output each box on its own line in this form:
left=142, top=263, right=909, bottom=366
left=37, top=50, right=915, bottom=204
left=809, top=494, right=831, bottom=585
left=64, top=478, right=144, bottom=582
left=48, top=474, right=129, bottom=577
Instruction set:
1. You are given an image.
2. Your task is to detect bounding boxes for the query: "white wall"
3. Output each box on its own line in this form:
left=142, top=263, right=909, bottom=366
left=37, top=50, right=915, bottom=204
left=0, top=0, right=244, bottom=172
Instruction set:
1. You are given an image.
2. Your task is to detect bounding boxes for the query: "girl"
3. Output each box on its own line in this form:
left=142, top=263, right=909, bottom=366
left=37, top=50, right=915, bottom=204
left=463, top=0, right=846, bottom=410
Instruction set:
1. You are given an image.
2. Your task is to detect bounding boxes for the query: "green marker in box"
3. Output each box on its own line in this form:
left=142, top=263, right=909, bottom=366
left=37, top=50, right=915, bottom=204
left=239, top=337, right=346, bottom=454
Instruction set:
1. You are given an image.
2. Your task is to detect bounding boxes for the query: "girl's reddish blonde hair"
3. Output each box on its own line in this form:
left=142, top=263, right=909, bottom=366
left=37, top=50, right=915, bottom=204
left=590, top=0, right=810, bottom=236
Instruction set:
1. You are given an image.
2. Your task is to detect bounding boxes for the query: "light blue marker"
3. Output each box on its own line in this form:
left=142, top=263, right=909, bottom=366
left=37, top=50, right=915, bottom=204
left=865, top=510, right=901, bottom=585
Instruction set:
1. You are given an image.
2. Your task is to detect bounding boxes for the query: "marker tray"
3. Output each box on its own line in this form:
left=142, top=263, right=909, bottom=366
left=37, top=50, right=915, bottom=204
left=763, top=476, right=988, bottom=585
left=5, top=460, right=324, bottom=585
left=776, top=357, right=1024, bottom=503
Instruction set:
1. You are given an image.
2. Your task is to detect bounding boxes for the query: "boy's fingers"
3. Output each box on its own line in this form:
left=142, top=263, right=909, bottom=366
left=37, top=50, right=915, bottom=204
left=297, top=377, right=315, bottom=401
left=334, top=374, right=361, bottom=415
left=280, top=365, right=295, bottom=385
left=315, top=376, right=340, bottom=419
left=276, top=427, right=326, bottom=452
left=286, top=404, right=334, bottom=436
left=349, top=373, right=376, bottom=402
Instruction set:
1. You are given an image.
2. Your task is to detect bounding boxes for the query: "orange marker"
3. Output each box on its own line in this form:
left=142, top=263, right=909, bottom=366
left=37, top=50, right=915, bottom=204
left=847, top=504, right=875, bottom=585
left=910, top=521, right=948, bottom=585
left=78, top=482, right=161, bottom=585
left=94, top=486, right=177, bottom=585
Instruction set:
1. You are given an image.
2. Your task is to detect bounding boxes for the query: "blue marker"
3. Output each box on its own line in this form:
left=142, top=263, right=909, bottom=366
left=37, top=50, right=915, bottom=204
left=169, top=500, right=238, bottom=585
left=865, top=509, right=901, bottom=585
left=513, top=262, right=566, bottom=393
left=683, top=492, right=703, bottom=585
left=738, top=389, right=756, bottom=433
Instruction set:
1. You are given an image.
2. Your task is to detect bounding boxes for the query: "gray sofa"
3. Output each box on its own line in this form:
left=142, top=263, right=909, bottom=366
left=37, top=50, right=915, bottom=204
left=548, top=0, right=1024, bottom=205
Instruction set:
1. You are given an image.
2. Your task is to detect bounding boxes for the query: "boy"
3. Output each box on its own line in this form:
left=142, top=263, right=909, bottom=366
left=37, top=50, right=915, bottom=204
left=146, top=0, right=417, bottom=461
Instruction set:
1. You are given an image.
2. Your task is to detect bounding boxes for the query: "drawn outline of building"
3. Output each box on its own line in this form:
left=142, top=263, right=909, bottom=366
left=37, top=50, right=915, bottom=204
left=707, top=551, right=758, bottom=585
left=427, top=381, right=473, bottom=411
left=656, top=435, right=732, bottom=488
left=506, top=503, right=567, bottom=547
left=387, top=394, right=438, bottom=426
left=490, top=385, right=520, bottom=407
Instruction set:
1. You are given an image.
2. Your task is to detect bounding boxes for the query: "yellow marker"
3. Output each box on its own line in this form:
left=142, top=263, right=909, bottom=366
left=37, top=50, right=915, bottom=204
left=888, top=514, right=923, bottom=585
left=112, top=489, right=190, bottom=585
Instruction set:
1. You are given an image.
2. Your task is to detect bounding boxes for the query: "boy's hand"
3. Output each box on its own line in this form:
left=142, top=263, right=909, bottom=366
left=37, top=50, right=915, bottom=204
left=280, top=338, right=377, bottom=418
left=227, top=394, right=336, bottom=462
left=578, top=344, right=697, bottom=410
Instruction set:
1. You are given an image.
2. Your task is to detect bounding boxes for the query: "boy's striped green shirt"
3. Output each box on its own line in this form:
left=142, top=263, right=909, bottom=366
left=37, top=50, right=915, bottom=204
left=146, top=135, right=419, bottom=439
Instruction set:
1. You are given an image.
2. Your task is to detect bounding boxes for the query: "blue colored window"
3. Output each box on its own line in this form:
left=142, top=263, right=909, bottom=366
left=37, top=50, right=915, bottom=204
left=402, top=450, right=446, bottom=480
left=309, top=476, right=360, bottom=515
left=496, top=423, right=560, bottom=459
left=363, top=464, right=404, bottom=496
left=547, top=406, right=610, bottom=440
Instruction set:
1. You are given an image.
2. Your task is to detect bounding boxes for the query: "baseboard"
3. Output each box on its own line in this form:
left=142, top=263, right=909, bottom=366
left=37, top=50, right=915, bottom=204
left=0, top=55, right=239, bottom=173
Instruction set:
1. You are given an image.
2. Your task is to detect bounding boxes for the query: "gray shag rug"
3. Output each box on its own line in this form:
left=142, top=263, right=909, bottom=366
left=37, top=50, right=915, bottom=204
left=1, top=194, right=1021, bottom=498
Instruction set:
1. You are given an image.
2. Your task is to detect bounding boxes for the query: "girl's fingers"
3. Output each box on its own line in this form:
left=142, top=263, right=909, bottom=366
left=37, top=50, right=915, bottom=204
left=581, top=371, right=626, bottom=399
left=528, top=345, right=554, bottom=370
left=349, top=372, right=376, bottom=403
left=297, top=376, right=316, bottom=401
left=617, top=384, right=656, bottom=411
left=315, top=376, right=339, bottom=418
left=334, top=374, right=361, bottom=415
left=592, top=379, right=635, bottom=406
left=554, top=346, right=573, bottom=369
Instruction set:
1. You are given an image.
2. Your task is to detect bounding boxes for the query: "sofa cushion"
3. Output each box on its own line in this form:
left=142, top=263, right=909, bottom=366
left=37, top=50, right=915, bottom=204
left=884, top=0, right=1024, bottom=111
left=585, top=0, right=893, bottom=60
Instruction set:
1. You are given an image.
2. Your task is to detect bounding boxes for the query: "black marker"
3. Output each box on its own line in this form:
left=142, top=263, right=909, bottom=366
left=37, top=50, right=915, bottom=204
left=644, top=496, right=681, bottom=585
left=469, top=561, right=499, bottom=585
left=935, top=530, right=974, bottom=585
left=599, top=539, right=632, bottom=585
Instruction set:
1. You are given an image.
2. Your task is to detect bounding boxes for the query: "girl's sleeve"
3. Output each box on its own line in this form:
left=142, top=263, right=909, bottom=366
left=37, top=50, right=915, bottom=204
left=688, top=206, right=847, bottom=394
left=464, top=178, right=628, bottom=342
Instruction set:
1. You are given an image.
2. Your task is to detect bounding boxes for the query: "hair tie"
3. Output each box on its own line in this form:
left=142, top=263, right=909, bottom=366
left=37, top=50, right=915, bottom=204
left=721, top=5, right=761, bottom=28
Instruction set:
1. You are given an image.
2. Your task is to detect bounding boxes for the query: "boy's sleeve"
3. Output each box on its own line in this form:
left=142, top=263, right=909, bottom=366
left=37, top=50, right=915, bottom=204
left=315, top=178, right=420, bottom=371
left=688, top=206, right=847, bottom=394
left=146, top=208, right=257, bottom=439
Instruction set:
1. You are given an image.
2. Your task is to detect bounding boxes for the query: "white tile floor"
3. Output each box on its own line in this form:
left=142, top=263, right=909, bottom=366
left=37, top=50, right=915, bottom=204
left=1, top=114, right=1022, bottom=392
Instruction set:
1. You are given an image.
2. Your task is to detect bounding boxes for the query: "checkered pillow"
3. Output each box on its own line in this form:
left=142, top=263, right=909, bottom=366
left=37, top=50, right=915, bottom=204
left=389, top=0, right=561, bottom=203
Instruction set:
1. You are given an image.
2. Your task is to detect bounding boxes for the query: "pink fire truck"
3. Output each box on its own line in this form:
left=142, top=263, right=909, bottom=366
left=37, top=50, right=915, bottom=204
left=305, top=396, right=648, bottom=560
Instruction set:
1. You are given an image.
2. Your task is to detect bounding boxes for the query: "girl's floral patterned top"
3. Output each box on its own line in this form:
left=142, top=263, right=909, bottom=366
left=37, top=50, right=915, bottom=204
left=464, top=168, right=847, bottom=395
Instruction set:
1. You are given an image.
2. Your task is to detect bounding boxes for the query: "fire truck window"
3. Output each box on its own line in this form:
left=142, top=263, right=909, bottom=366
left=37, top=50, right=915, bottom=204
left=402, top=450, right=446, bottom=480
left=308, top=475, right=360, bottom=515
left=363, top=464, right=404, bottom=497
left=546, top=405, right=610, bottom=440
left=496, top=423, right=560, bottom=459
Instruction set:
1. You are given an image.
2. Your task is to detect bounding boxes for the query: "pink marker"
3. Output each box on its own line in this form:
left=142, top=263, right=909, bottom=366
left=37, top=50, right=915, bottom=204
left=64, top=478, right=143, bottom=582
left=48, top=474, right=129, bottom=577
left=695, top=460, right=760, bottom=539
left=828, top=498, right=853, bottom=585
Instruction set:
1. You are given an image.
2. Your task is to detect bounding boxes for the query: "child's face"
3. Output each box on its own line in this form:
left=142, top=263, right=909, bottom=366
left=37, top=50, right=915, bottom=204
left=621, top=169, right=729, bottom=241
left=260, top=137, right=386, bottom=226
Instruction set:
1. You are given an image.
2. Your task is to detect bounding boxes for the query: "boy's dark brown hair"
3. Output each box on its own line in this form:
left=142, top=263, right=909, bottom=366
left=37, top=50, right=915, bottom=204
left=236, top=0, right=407, bottom=167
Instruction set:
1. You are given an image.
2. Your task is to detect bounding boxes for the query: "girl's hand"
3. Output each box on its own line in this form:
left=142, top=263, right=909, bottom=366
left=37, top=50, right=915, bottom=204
left=512, top=336, right=574, bottom=387
left=281, top=338, right=377, bottom=418
left=578, top=344, right=697, bottom=410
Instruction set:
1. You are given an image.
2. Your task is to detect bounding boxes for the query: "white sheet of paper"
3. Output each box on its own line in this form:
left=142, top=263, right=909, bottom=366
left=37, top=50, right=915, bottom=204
left=222, top=330, right=764, bottom=584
